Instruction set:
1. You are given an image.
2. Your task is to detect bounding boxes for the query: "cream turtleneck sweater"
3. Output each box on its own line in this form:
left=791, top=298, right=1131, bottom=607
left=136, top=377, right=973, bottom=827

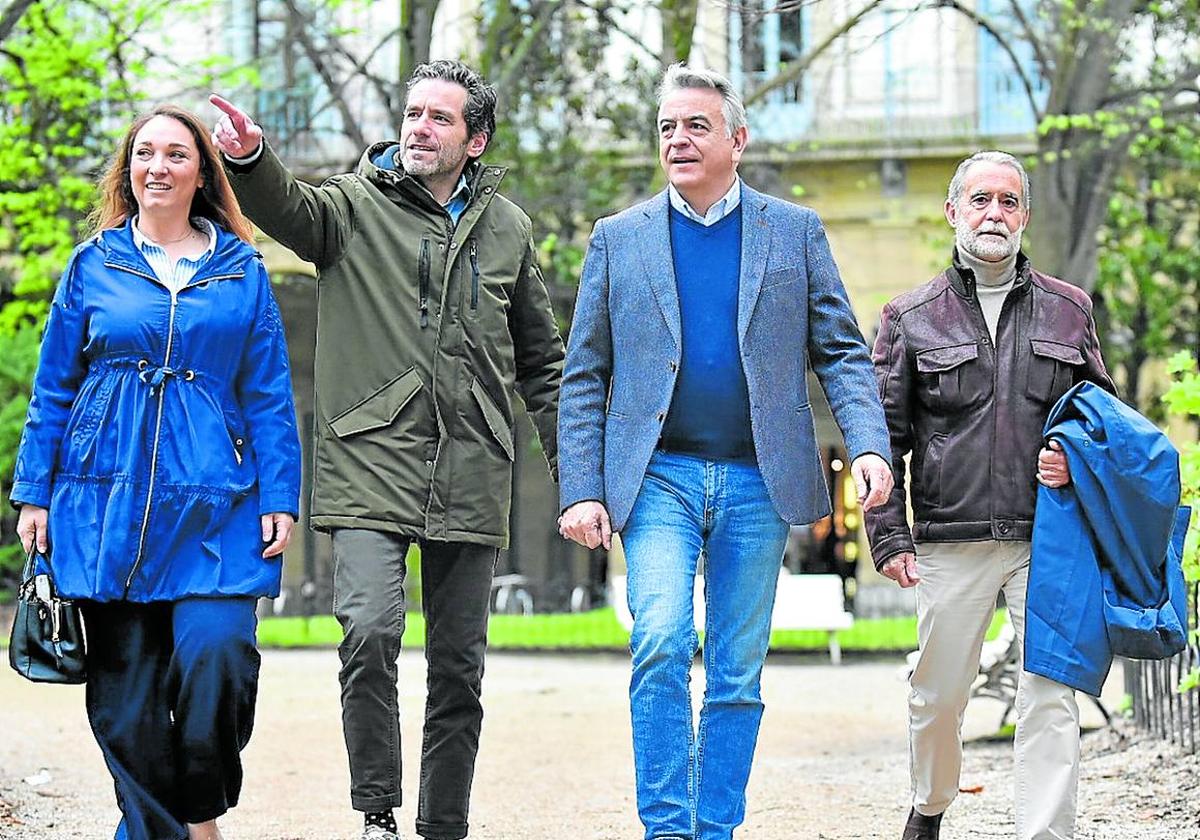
left=959, top=249, right=1017, bottom=343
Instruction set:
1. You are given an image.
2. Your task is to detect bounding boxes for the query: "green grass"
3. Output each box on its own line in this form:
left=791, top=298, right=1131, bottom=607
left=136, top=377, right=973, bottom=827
left=256, top=607, right=1010, bottom=654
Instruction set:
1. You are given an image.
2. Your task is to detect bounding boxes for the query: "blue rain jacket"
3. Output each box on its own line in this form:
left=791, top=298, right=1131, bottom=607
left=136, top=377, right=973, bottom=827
left=11, top=220, right=301, bottom=602
left=1026, top=382, right=1190, bottom=696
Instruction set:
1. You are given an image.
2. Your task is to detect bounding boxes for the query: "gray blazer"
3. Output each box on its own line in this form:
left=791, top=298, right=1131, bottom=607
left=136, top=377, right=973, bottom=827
left=558, top=183, right=891, bottom=530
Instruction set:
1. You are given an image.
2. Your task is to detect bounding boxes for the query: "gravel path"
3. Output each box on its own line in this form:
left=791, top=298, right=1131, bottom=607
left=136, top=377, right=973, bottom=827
left=1, top=650, right=1195, bottom=839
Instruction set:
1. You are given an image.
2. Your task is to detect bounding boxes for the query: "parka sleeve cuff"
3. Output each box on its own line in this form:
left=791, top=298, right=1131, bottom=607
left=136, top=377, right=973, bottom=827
left=10, top=481, right=51, bottom=510
left=870, top=533, right=916, bottom=571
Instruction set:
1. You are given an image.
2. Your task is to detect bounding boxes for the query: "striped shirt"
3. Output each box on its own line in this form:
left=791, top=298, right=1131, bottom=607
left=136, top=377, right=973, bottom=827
left=132, top=217, right=218, bottom=295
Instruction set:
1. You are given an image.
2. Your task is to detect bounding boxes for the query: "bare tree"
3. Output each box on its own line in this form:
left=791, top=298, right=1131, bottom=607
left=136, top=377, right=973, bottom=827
left=720, top=0, right=1199, bottom=291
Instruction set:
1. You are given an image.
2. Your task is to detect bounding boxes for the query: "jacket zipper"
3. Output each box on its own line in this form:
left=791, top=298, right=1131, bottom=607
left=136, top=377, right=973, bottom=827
left=106, top=263, right=243, bottom=596
left=422, top=216, right=460, bottom=535
left=985, top=286, right=1021, bottom=534
left=418, top=237, right=431, bottom=328
left=469, top=239, right=480, bottom=311
left=127, top=288, right=179, bottom=595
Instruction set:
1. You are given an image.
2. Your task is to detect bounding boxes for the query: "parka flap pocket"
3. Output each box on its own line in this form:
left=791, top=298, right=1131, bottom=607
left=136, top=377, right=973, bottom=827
left=470, top=378, right=514, bottom=461
left=916, top=342, right=979, bottom=374
left=1029, top=339, right=1084, bottom=366
left=329, top=367, right=422, bottom=439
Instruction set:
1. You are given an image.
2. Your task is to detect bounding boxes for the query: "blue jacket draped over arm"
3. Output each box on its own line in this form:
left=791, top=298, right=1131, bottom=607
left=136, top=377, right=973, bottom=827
left=1026, top=382, right=1190, bottom=696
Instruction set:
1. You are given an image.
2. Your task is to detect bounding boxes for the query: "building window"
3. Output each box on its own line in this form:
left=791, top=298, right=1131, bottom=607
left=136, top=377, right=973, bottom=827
left=729, top=0, right=811, bottom=140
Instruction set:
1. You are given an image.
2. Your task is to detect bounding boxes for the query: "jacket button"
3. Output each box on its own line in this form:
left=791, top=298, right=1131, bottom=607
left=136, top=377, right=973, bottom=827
left=425, top=459, right=433, bottom=467
left=999, top=522, right=1010, bottom=534
left=484, top=186, right=493, bottom=193
left=450, top=242, right=458, bottom=249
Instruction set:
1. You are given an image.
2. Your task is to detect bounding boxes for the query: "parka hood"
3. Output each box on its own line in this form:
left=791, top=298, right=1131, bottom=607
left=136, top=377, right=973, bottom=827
left=357, top=141, right=494, bottom=193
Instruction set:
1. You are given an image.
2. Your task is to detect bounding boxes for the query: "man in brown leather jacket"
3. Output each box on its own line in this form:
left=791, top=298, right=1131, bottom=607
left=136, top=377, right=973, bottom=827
left=866, top=151, right=1115, bottom=840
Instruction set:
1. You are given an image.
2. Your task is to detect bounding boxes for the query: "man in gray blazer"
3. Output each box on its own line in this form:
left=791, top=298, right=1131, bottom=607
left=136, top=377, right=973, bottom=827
left=558, top=64, right=893, bottom=840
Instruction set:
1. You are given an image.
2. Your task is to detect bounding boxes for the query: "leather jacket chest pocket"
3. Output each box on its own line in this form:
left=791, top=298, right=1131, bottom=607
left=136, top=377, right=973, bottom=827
left=1026, top=339, right=1083, bottom=405
left=916, top=342, right=989, bottom=410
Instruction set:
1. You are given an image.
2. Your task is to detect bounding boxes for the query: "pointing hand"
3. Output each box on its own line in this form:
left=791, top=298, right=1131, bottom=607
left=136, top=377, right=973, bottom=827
left=209, top=93, right=264, bottom=158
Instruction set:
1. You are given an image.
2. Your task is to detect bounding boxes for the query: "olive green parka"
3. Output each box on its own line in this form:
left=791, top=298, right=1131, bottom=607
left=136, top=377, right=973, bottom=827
left=227, top=142, right=563, bottom=546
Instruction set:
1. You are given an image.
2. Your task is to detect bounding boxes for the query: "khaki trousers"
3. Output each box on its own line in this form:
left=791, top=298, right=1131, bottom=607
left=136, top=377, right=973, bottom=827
left=910, top=540, right=1080, bottom=840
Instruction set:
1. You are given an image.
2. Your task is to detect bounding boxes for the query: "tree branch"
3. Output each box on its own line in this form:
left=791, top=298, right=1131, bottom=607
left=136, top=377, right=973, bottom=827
left=0, top=0, right=37, bottom=45
left=934, top=0, right=1041, bottom=118
left=280, top=0, right=368, bottom=150
left=744, top=0, right=889, bottom=106
left=1099, top=66, right=1200, bottom=108
left=575, top=0, right=660, bottom=65
left=1006, top=0, right=1051, bottom=80
left=490, top=1, right=561, bottom=98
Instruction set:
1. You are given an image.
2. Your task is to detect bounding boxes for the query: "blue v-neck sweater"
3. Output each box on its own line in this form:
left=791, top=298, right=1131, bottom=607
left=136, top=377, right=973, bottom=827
left=660, top=205, right=755, bottom=462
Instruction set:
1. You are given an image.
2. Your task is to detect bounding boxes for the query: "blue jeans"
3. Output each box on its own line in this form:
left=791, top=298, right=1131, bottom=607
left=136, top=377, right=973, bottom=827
left=621, top=451, right=790, bottom=840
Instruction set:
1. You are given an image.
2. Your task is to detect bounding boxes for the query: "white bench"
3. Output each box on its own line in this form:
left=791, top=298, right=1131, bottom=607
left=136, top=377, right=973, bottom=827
left=609, top=570, right=854, bottom=664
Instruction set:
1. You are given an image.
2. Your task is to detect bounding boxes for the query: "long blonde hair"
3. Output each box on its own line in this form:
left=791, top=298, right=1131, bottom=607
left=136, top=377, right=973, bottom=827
left=90, top=104, right=255, bottom=243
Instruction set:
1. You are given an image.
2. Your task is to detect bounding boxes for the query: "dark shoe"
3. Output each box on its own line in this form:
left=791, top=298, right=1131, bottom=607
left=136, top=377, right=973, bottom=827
left=902, top=807, right=942, bottom=840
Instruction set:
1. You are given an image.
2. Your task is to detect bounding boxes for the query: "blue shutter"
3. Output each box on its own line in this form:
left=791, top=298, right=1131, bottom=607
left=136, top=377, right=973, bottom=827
left=730, top=0, right=813, bottom=142
left=976, top=0, right=1048, bottom=135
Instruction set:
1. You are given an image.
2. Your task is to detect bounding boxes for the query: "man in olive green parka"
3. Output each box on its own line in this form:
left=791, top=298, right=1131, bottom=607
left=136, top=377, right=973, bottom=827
left=211, top=60, right=562, bottom=840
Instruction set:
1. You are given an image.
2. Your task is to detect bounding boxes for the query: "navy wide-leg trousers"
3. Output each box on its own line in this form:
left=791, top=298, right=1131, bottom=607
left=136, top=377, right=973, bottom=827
left=81, top=597, right=261, bottom=840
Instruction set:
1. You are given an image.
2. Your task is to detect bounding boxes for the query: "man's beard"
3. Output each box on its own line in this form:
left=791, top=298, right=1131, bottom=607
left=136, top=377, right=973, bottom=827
left=956, top=216, right=1023, bottom=262
left=402, top=138, right=469, bottom=178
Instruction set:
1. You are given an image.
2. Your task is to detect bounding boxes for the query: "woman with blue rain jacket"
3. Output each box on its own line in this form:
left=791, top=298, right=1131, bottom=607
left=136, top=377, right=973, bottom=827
left=10, top=104, right=301, bottom=840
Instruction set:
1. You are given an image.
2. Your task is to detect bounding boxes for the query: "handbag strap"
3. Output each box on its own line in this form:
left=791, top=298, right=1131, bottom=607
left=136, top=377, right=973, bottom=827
left=20, top=548, right=46, bottom=584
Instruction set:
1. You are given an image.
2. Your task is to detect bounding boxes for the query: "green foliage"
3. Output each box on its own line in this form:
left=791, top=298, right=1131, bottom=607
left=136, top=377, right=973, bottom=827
left=476, top=2, right=658, bottom=294
left=1115, top=693, right=1134, bottom=718
left=1096, top=119, right=1200, bottom=413
left=0, top=4, right=114, bottom=330
left=255, top=606, right=1009, bottom=651
left=0, top=1, right=166, bottom=591
left=1162, top=352, right=1200, bottom=692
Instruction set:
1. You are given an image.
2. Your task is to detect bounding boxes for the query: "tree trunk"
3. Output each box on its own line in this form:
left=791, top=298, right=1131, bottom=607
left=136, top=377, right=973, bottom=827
left=1026, top=143, right=1125, bottom=290
left=400, top=0, right=436, bottom=85
left=1022, top=0, right=1139, bottom=291
left=659, top=0, right=698, bottom=66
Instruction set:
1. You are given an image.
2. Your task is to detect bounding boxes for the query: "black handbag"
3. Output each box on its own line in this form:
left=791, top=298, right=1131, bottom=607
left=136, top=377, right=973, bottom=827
left=8, top=549, right=87, bottom=684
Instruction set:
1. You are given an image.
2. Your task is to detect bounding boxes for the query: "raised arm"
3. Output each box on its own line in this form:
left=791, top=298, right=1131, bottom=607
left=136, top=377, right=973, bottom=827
left=210, top=93, right=356, bottom=268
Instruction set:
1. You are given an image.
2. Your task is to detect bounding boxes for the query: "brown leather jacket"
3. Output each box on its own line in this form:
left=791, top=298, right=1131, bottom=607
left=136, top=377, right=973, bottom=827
left=865, top=252, right=1115, bottom=568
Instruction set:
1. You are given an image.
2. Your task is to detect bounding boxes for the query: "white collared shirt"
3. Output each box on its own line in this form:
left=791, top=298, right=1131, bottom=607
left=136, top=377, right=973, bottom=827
left=132, top=216, right=218, bottom=295
left=668, top=179, right=742, bottom=226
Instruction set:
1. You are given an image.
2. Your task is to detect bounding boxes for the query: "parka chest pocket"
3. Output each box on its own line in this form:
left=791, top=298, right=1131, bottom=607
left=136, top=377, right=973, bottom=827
left=1027, top=339, right=1083, bottom=406
left=461, top=239, right=513, bottom=319
left=466, top=239, right=481, bottom=316
left=329, top=367, right=423, bottom=438
left=915, top=342, right=990, bottom=410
